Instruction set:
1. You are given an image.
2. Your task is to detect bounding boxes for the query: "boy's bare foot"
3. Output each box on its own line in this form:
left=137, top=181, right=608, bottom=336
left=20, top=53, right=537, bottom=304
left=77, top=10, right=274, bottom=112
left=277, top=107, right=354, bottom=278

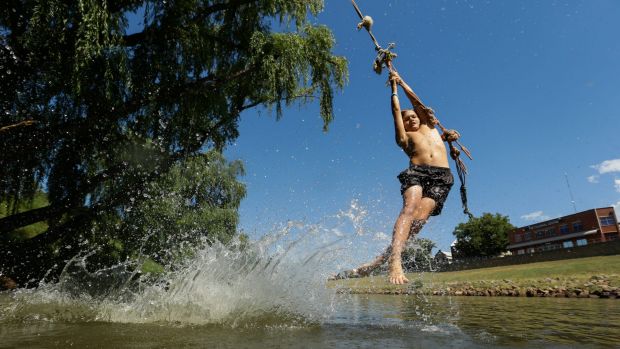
left=388, top=261, right=409, bottom=284
left=388, top=271, right=409, bottom=284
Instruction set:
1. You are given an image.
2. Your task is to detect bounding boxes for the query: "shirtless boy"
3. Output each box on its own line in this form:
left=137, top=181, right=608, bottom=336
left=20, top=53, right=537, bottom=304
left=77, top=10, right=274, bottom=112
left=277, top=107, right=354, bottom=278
left=355, top=71, right=453, bottom=284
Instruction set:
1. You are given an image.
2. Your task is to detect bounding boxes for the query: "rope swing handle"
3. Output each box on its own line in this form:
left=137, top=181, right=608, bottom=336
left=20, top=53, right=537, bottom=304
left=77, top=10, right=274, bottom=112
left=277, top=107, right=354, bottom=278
left=351, top=0, right=397, bottom=75
left=351, top=0, right=380, bottom=49
left=351, top=0, right=475, bottom=219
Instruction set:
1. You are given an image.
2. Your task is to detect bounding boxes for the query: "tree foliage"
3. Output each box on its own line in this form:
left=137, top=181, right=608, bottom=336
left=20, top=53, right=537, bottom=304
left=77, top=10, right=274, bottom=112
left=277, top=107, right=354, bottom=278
left=452, top=213, right=514, bottom=258
left=0, top=0, right=347, bottom=285
left=90, top=150, right=246, bottom=268
left=401, top=237, right=436, bottom=272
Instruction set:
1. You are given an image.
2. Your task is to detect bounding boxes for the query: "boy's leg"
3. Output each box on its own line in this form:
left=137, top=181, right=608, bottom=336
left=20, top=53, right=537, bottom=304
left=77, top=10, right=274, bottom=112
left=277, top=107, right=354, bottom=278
left=354, top=253, right=387, bottom=276
left=407, top=197, right=437, bottom=237
left=386, top=186, right=421, bottom=284
left=388, top=194, right=437, bottom=284
left=353, top=187, right=422, bottom=278
left=351, top=192, right=437, bottom=280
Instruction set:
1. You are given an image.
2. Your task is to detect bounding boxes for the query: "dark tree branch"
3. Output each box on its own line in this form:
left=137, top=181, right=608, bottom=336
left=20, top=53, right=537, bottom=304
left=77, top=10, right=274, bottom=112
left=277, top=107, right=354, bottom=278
left=122, top=0, right=256, bottom=48
left=0, top=120, right=37, bottom=135
left=123, top=29, right=241, bottom=51
left=0, top=149, right=188, bottom=234
left=118, top=65, right=253, bottom=118
left=0, top=203, right=74, bottom=233
left=238, top=94, right=316, bottom=112
left=201, top=0, right=258, bottom=19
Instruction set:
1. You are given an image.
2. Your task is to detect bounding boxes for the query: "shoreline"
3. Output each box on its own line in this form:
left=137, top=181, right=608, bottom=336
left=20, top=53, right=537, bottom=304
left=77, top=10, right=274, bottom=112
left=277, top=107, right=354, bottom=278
left=330, top=255, right=620, bottom=299
left=334, top=274, right=619, bottom=299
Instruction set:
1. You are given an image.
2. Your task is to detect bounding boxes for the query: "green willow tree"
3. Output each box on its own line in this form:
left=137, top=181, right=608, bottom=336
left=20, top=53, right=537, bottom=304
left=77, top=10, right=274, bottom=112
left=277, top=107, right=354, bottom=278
left=452, top=213, right=514, bottom=258
left=0, top=0, right=347, bottom=286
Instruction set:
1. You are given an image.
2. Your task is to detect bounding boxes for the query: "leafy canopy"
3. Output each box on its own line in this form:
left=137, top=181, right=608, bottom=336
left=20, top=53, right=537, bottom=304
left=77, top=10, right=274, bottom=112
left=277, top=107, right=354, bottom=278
left=452, top=213, right=514, bottom=258
left=0, top=0, right=348, bottom=285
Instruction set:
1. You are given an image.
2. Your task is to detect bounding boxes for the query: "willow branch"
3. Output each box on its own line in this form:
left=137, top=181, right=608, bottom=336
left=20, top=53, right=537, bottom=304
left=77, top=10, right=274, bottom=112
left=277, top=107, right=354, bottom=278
left=0, top=120, right=37, bottom=135
left=122, top=0, right=255, bottom=47
left=238, top=93, right=316, bottom=112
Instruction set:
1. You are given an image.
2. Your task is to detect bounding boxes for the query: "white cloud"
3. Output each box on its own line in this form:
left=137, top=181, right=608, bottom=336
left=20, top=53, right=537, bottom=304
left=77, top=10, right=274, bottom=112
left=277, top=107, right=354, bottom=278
left=615, top=179, right=620, bottom=193
left=521, top=211, right=550, bottom=222
left=591, top=159, right=620, bottom=174
left=613, top=201, right=620, bottom=220
left=587, top=175, right=599, bottom=183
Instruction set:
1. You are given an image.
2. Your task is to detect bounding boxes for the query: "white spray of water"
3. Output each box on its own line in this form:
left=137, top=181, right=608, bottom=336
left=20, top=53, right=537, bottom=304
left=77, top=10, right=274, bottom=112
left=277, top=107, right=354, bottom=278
left=101, top=222, right=346, bottom=325
left=3, top=200, right=374, bottom=327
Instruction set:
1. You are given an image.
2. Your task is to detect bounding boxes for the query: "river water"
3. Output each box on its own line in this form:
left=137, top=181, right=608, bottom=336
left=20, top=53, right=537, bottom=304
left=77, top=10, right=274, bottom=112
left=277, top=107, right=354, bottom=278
left=1, top=218, right=618, bottom=348
left=1, top=293, right=618, bottom=348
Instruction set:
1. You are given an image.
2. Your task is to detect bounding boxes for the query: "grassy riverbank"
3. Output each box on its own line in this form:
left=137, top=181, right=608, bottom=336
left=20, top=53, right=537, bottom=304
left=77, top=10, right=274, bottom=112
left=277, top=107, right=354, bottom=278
left=330, top=255, right=620, bottom=298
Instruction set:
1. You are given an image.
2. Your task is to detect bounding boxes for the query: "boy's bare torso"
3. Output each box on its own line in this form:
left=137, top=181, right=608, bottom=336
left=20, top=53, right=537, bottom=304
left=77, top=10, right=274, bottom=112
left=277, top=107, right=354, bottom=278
left=402, top=124, right=449, bottom=168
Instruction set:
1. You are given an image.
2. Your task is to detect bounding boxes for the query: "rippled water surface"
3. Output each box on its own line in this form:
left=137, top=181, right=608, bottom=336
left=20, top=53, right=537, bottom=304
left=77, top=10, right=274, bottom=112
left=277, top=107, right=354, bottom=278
left=1, top=293, right=618, bottom=349
left=1, top=216, right=618, bottom=348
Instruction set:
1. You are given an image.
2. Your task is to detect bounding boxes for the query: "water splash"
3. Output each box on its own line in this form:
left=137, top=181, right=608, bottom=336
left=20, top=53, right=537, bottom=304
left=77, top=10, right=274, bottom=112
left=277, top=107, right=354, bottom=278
left=1, top=202, right=375, bottom=327
left=335, top=199, right=368, bottom=237
left=102, top=223, right=344, bottom=326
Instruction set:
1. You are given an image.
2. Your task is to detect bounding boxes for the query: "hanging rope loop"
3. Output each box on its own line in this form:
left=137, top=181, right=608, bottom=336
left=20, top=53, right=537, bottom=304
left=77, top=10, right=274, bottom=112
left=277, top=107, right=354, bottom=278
left=449, top=143, right=461, bottom=159
left=442, top=129, right=460, bottom=143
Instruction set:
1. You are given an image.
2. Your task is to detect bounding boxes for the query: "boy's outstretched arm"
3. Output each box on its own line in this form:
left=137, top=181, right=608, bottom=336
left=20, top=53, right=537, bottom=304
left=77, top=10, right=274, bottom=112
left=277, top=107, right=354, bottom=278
left=391, top=71, right=425, bottom=108
left=391, top=70, right=438, bottom=125
left=390, top=75, right=407, bottom=147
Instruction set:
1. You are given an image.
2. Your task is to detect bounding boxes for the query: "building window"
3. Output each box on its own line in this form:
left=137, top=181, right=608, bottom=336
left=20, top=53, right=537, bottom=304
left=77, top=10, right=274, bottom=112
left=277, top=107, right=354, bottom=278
left=527, top=247, right=535, bottom=253
left=572, top=221, right=583, bottom=232
left=563, top=241, right=574, bottom=248
left=576, top=239, right=587, bottom=247
left=546, top=228, right=557, bottom=237
left=600, top=216, right=616, bottom=226
left=524, top=232, right=532, bottom=241
left=559, top=224, right=569, bottom=234
left=536, top=230, right=545, bottom=239
left=517, top=249, right=525, bottom=255
left=514, top=234, right=522, bottom=242
left=606, top=233, right=619, bottom=241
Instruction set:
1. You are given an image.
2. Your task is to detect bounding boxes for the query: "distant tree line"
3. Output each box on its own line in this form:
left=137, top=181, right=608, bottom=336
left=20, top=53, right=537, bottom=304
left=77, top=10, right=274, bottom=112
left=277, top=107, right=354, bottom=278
left=0, top=0, right=347, bottom=287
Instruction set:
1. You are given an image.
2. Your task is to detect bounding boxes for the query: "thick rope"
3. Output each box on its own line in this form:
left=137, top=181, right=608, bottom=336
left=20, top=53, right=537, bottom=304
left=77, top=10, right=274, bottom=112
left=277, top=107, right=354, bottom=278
left=438, top=122, right=474, bottom=219
left=352, top=0, right=381, bottom=50
left=352, top=0, right=474, bottom=219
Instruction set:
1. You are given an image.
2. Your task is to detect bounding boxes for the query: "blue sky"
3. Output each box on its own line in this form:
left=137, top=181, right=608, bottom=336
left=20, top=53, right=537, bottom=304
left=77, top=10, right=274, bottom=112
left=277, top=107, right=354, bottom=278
left=224, top=0, right=620, bottom=259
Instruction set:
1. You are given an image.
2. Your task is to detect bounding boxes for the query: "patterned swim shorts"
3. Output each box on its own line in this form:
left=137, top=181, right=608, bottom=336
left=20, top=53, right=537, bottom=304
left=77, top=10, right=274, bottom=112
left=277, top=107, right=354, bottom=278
left=397, top=164, right=454, bottom=216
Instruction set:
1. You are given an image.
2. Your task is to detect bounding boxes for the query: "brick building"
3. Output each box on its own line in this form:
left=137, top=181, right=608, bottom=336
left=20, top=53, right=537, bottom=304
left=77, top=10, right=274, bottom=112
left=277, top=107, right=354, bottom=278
left=507, top=207, right=618, bottom=255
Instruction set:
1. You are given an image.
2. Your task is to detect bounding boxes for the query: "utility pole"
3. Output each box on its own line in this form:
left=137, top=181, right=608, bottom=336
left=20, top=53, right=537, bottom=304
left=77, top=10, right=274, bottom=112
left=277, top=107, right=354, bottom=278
left=564, top=172, right=577, bottom=213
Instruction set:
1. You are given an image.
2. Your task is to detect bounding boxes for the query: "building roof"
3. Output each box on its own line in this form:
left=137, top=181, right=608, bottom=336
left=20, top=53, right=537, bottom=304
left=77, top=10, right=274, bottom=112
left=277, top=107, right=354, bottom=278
left=507, top=229, right=597, bottom=250
left=515, top=207, right=615, bottom=231
left=435, top=250, right=453, bottom=259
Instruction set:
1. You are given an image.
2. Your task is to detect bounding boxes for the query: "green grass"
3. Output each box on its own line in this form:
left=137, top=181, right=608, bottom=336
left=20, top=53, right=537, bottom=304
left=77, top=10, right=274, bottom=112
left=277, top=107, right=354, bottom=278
left=429, top=255, right=620, bottom=282
left=331, top=255, right=620, bottom=292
